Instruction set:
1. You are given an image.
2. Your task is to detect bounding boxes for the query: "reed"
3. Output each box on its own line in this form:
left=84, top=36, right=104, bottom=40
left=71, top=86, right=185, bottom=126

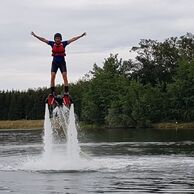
left=1, top=120, right=194, bottom=131
left=0, top=120, right=44, bottom=130
left=152, top=122, right=194, bottom=129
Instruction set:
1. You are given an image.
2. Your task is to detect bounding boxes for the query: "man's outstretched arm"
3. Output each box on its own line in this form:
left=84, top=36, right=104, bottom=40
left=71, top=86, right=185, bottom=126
left=31, top=31, right=49, bottom=44
left=67, top=32, right=86, bottom=44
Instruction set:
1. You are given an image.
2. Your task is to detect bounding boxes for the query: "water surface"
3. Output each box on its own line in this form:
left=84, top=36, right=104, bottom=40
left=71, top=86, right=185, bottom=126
left=0, top=128, right=194, bottom=193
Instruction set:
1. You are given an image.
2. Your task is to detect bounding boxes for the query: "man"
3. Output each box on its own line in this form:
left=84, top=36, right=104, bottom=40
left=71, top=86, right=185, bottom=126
left=31, top=31, right=86, bottom=96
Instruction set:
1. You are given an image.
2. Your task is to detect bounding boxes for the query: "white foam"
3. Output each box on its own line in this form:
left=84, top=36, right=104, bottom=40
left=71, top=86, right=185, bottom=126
left=21, top=153, right=93, bottom=171
left=66, top=104, right=81, bottom=160
left=42, top=104, right=53, bottom=160
left=19, top=103, right=88, bottom=171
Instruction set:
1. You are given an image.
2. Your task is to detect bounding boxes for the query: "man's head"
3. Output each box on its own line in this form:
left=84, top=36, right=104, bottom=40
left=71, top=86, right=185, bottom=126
left=54, top=33, right=62, bottom=44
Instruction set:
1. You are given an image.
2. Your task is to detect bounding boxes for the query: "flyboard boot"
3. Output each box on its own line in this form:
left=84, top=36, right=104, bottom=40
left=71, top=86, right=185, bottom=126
left=63, top=86, right=73, bottom=108
left=45, top=87, right=57, bottom=118
left=45, top=86, right=73, bottom=118
left=63, top=93, right=73, bottom=108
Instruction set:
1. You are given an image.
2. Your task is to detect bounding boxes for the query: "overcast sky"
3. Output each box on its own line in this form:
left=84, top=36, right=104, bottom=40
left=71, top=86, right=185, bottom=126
left=0, top=0, right=194, bottom=90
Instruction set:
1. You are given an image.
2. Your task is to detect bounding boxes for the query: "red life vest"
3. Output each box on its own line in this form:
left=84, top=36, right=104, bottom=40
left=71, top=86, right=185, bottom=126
left=52, top=43, right=66, bottom=56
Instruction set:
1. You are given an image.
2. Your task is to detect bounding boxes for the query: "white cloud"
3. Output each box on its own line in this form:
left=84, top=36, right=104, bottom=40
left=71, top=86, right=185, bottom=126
left=0, top=0, right=194, bottom=90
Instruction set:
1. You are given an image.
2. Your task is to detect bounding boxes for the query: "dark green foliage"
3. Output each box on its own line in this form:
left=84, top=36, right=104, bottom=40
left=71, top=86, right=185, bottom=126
left=131, top=33, right=194, bottom=88
left=0, top=88, right=48, bottom=120
left=1, top=33, right=194, bottom=127
left=167, top=58, right=194, bottom=122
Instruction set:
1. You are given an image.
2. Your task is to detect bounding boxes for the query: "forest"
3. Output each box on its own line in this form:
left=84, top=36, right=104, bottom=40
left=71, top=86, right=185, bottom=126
left=1, top=33, right=194, bottom=128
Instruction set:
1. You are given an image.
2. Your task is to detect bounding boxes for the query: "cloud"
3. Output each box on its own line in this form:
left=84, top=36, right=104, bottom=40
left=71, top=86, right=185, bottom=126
left=0, top=0, right=194, bottom=90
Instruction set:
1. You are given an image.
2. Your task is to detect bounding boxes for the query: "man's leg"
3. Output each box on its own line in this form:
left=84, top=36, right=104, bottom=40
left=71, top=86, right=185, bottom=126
left=50, top=72, right=56, bottom=95
left=62, top=72, right=69, bottom=93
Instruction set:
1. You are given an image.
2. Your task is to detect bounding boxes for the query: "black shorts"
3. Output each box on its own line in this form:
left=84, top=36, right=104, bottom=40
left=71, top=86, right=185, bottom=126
left=51, top=60, right=67, bottom=73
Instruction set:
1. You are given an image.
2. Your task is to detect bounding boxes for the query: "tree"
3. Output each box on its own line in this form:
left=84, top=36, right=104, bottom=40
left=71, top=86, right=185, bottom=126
left=167, top=59, right=194, bottom=121
left=131, top=33, right=194, bottom=89
left=81, top=54, right=128, bottom=124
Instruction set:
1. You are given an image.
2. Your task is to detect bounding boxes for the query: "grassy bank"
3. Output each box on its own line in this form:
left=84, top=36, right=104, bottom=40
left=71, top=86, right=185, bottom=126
left=0, top=120, right=44, bottom=130
left=153, top=122, right=194, bottom=129
left=78, top=122, right=194, bottom=130
left=1, top=120, right=194, bottom=131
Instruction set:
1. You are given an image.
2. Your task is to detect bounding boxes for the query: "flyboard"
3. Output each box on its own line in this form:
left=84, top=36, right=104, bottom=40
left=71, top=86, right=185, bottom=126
left=45, top=93, right=73, bottom=138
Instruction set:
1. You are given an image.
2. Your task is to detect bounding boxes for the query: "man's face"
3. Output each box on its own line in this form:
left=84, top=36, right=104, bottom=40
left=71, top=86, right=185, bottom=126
left=55, top=37, right=62, bottom=44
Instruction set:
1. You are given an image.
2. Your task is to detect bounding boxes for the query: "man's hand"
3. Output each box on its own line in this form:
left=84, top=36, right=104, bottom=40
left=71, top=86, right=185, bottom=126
left=81, top=32, right=87, bottom=37
left=31, top=31, right=36, bottom=37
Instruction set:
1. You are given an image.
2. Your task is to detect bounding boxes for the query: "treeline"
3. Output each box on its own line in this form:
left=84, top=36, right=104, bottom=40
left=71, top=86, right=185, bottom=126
left=1, top=33, right=194, bottom=127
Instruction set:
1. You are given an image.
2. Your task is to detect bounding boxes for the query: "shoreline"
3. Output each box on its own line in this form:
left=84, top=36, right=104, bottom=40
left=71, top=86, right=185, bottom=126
left=0, top=120, right=194, bottom=131
left=152, top=122, right=194, bottom=129
left=0, top=120, right=44, bottom=131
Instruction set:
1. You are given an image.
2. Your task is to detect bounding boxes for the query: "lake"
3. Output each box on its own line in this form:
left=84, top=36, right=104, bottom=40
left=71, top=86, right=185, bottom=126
left=0, top=128, right=194, bottom=193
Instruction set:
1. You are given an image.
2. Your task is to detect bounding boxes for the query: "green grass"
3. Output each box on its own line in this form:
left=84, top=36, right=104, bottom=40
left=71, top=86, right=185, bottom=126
left=1, top=120, right=194, bottom=131
left=152, top=122, right=194, bottom=129
left=0, top=120, right=44, bottom=130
